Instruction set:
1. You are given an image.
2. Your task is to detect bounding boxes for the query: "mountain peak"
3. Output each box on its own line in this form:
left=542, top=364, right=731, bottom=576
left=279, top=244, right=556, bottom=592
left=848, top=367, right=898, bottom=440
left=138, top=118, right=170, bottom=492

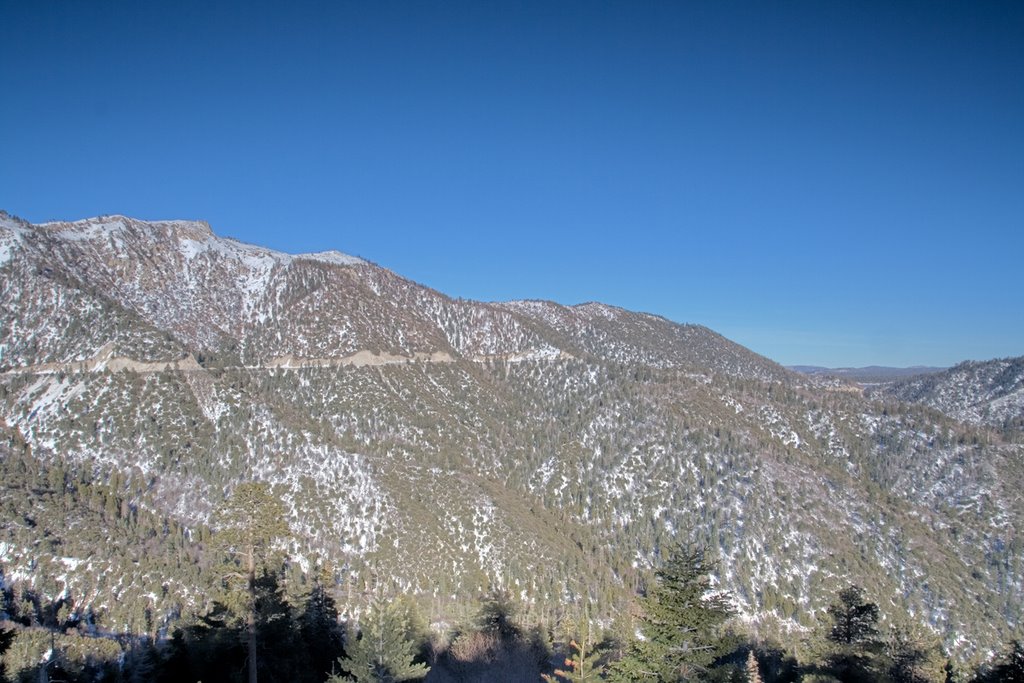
left=33, top=214, right=216, bottom=242
left=295, top=249, right=366, bottom=266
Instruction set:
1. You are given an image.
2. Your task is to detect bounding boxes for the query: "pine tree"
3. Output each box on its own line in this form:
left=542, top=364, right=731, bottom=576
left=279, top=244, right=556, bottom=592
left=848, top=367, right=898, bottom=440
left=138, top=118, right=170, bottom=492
left=887, top=624, right=938, bottom=683
left=608, top=545, right=734, bottom=682
left=215, top=481, right=289, bottom=683
left=331, top=598, right=429, bottom=683
left=299, top=577, right=345, bottom=681
left=474, top=588, right=522, bottom=640
left=746, top=650, right=763, bottom=683
left=543, top=604, right=605, bottom=683
left=828, top=586, right=879, bottom=647
left=252, top=572, right=307, bottom=683
left=542, top=638, right=606, bottom=683
left=821, top=584, right=883, bottom=683
left=978, top=640, right=1024, bottom=683
left=0, top=625, right=15, bottom=682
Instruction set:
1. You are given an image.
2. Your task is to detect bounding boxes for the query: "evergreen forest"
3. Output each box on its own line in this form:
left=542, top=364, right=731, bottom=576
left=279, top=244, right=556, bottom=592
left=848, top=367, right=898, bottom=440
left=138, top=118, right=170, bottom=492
left=1, top=477, right=1021, bottom=683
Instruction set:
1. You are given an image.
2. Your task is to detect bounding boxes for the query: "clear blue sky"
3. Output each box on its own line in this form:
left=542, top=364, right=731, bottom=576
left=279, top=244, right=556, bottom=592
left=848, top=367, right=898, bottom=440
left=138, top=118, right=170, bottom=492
left=2, top=1, right=1022, bottom=367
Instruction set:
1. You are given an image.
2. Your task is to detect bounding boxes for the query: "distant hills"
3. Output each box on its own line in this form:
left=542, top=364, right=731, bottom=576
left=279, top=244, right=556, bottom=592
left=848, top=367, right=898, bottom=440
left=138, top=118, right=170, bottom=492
left=788, top=365, right=946, bottom=384
left=1, top=211, right=1021, bottom=658
left=790, top=358, right=1024, bottom=431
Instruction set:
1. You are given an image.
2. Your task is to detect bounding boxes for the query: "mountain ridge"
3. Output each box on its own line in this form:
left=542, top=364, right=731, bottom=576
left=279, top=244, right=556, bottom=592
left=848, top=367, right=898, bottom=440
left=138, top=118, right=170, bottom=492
left=869, top=356, right=1024, bottom=430
left=0, top=211, right=791, bottom=381
left=1, top=211, right=1021, bottom=660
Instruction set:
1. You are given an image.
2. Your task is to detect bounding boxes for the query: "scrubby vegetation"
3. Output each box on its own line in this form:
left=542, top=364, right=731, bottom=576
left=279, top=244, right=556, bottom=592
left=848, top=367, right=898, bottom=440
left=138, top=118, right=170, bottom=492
left=2, top=480, right=1021, bottom=682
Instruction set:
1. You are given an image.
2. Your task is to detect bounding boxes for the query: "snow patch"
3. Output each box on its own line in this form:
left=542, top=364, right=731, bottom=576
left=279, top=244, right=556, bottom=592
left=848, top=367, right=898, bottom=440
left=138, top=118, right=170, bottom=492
left=46, top=215, right=130, bottom=241
left=297, top=250, right=366, bottom=266
left=0, top=221, right=26, bottom=266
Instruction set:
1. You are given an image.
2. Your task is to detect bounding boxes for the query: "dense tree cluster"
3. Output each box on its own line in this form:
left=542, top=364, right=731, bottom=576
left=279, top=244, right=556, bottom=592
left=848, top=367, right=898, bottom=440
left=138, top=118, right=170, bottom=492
left=607, top=546, right=733, bottom=681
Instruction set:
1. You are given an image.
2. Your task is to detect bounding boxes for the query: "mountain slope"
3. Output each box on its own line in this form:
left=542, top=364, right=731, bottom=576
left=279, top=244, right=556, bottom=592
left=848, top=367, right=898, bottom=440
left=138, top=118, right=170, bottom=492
left=1, top=213, right=789, bottom=378
left=1, top=212, right=1021, bottom=658
left=869, top=357, right=1024, bottom=430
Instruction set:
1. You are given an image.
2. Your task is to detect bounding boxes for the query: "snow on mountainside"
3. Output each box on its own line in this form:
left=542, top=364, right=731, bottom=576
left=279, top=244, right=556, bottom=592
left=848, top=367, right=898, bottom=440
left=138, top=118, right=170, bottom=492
left=1, top=211, right=1022, bottom=656
left=297, top=249, right=367, bottom=266
left=499, top=299, right=792, bottom=381
left=870, top=356, right=1024, bottom=429
left=1, top=212, right=785, bottom=378
left=26, top=214, right=334, bottom=350
left=0, top=213, right=29, bottom=266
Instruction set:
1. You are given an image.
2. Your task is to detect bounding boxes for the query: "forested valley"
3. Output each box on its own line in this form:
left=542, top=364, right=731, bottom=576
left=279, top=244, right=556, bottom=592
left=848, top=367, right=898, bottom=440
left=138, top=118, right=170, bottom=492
left=1, top=475, right=1021, bottom=683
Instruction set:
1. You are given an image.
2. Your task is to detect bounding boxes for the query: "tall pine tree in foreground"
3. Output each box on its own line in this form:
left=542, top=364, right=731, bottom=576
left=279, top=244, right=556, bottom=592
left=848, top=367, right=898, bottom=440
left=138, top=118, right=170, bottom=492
left=215, top=481, right=290, bottom=683
left=608, top=545, right=733, bottom=682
